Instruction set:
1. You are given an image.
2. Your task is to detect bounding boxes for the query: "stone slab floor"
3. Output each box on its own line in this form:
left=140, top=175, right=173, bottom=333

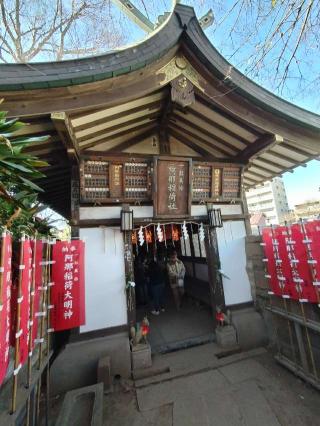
left=103, top=345, right=320, bottom=426
left=136, top=291, right=214, bottom=354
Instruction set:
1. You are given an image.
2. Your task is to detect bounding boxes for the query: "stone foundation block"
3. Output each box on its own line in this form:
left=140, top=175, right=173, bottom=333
left=97, top=356, right=113, bottom=393
left=131, top=343, right=152, bottom=370
left=216, top=325, right=237, bottom=348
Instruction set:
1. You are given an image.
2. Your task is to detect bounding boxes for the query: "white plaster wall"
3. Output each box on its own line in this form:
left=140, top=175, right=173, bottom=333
left=191, top=204, right=242, bottom=216
left=80, top=206, right=154, bottom=220
left=81, top=204, right=243, bottom=221
left=216, top=221, right=252, bottom=306
left=79, top=227, right=127, bottom=333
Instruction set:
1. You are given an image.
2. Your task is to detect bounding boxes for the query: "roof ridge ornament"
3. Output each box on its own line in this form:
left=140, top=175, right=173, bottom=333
left=174, top=3, right=196, bottom=30
left=156, top=55, right=204, bottom=94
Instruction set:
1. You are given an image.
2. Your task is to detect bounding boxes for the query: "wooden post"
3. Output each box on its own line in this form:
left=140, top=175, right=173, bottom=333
left=122, top=204, right=136, bottom=328
left=204, top=225, right=225, bottom=327
left=11, top=236, right=25, bottom=414
left=241, top=191, right=252, bottom=236
left=71, top=165, right=80, bottom=239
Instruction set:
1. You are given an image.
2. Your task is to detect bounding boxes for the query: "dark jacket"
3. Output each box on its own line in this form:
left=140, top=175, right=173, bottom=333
left=148, top=261, right=166, bottom=287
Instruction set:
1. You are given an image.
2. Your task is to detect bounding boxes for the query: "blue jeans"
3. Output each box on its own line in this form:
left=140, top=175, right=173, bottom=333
left=152, top=284, right=165, bottom=311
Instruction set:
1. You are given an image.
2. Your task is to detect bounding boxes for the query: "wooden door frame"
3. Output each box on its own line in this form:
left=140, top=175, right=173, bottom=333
left=204, top=225, right=226, bottom=328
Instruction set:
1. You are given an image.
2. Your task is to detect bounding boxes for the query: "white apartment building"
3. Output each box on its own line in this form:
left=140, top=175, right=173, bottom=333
left=245, top=177, right=290, bottom=225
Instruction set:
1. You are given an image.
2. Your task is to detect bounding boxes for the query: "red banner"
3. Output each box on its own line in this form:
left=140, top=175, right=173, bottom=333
left=30, top=240, right=43, bottom=350
left=0, top=233, right=12, bottom=386
left=10, top=239, right=32, bottom=370
left=51, top=240, right=85, bottom=331
left=262, top=228, right=282, bottom=296
left=290, top=224, right=318, bottom=303
left=262, top=222, right=320, bottom=303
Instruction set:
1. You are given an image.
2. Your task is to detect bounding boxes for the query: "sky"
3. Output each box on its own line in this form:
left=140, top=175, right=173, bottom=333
left=282, top=160, right=320, bottom=209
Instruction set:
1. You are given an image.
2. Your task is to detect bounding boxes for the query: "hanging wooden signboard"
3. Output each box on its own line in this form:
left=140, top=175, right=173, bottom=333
left=154, top=157, right=192, bottom=218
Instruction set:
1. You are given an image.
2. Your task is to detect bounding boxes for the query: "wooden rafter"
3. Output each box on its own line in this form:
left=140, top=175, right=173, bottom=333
left=187, top=103, right=252, bottom=147
left=280, top=141, right=317, bottom=157
left=171, top=111, right=242, bottom=153
left=106, top=127, right=158, bottom=154
left=194, top=93, right=262, bottom=138
left=79, top=122, right=157, bottom=151
left=70, top=90, right=167, bottom=128
left=169, top=122, right=234, bottom=157
left=251, top=157, right=283, bottom=171
left=169, top=127, right=218, bottom=160
left=77, top=110, right=160, bottom=144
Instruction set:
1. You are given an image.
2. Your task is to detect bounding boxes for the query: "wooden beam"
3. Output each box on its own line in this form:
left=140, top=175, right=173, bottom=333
left=195, top=92, right=263, bottom=137
left=281, top=141, right=317, bottom=157
left=261, top=150, right=298, bottom=165
left=169, top=122, right=234, bottom=157
left=244, top=172, right=262, bottom=182
left=186, top=102, right=252, bottom=146
left=71, top=92, right=166, bottom=130
left=107, top=127, right=158, bottom=153
left=159, top=97, right=172, bottom=154
left=245, top=169, right=269, bottom=180
left=250, top=158, right=283, bottom=172
left=169, top=127, right=217, bottom=159
left=77, top=109, right=160, bottom=143
left=80, top=122, right=157, bottom=151
left=236, top=134, right=278, bottom=162
left=171, top=111, right=242, bottom=153
left=51, top=112, right=79, bottom=163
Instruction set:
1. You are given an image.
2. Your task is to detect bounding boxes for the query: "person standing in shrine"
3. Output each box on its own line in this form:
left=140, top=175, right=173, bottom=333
left=167, top=250, right=186, bottom=311
left=148, top=260, right=166, bottom=315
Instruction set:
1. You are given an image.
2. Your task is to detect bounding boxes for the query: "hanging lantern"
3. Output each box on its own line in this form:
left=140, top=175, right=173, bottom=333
left=182, top=221, right=189, bottom=240
left=208, top=208, right=223, bottom=228
left=157, top=223, right=164, bottom=242
left=131, top=231, right=137, bottom=245
left=138, top=226, right=145, bottom=246
left=199, top=223, right=205, bottom=242
left=145, top=229, right=153, bottom=244
left=120, top=209, right=134, bottom=232
left=172, top=225, right=180, bottom=242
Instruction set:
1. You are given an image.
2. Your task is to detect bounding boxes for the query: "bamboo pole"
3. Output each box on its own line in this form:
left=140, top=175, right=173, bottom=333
left=27, top=235, right=37, bottom=386
left=26, top=235, right=37, bottom=426
left=284, top=222, right=317, bottom=378
left=11, top=235, right=25, bottom=414
left=36, top=239, right=49, bottom=422
left=45, top=239, right=52, bottom=426
left=263, top=226, right=296, bottom=362
left=0, top=227, right=7, bottom=309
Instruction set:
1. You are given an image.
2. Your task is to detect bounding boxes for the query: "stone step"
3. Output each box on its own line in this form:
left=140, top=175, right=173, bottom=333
left=135, top=347, right=266, bottom=388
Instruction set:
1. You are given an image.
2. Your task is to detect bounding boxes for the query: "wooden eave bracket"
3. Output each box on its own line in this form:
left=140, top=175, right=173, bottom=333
left=51, top=111, right=79, bottom=163
left=238, top=133, right=283, bottom=165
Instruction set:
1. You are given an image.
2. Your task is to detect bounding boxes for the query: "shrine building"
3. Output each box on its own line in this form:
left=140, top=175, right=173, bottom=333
left=1, top=3, right=320, bottom=388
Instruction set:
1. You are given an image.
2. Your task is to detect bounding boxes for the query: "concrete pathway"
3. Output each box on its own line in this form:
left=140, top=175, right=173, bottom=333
left=104, top=344, right=320, bottom=426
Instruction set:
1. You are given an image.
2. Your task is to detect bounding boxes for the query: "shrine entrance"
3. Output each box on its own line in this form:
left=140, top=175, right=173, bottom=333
left=133, top=221, right=215, bottom=353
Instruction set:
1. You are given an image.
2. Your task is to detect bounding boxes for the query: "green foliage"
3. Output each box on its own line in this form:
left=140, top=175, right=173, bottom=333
left=0, top=104, right=50, bottom=234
